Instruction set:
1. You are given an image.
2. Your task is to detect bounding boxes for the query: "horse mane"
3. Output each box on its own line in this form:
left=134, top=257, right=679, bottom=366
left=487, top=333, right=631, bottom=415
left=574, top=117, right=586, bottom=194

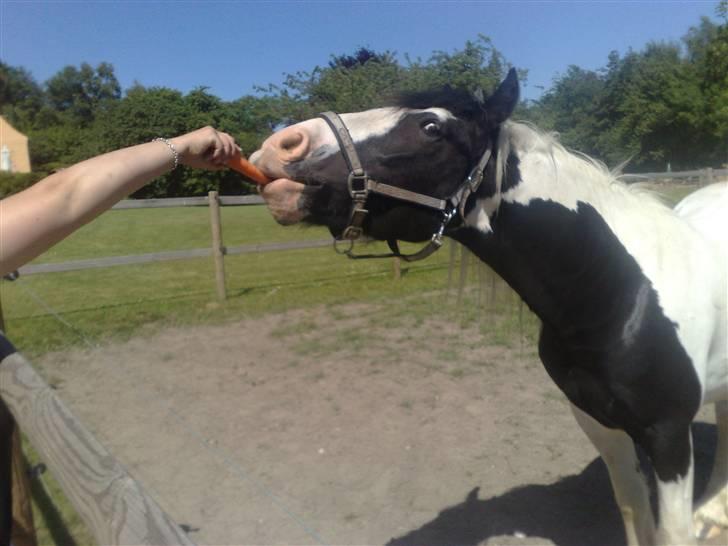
left=497, top=121, right=671, bottom=211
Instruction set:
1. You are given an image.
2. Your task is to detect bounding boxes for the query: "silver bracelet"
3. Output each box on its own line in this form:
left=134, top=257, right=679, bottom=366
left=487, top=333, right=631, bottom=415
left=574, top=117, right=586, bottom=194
left=153, top=137, right=179, bottom=170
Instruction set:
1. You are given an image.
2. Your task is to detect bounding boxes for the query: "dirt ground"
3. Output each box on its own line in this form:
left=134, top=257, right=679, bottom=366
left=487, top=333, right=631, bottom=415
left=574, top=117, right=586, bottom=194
left=37, top=297, right=722, bottom=546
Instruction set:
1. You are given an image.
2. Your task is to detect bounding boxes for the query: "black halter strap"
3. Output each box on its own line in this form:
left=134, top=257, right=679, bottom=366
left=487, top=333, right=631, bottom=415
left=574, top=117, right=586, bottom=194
left=318, top=111, right=492, bottom=262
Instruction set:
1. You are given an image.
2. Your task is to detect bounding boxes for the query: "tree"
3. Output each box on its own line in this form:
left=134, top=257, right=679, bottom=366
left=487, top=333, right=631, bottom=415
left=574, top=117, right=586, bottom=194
left=698, top=16, right=728, bottom=164
left=45, top=62, right=120, bottom=126
left=0, top=62, right=44, bottom=130
left=403, top=35, right=514, bottom=94
left=529, top=66, right=605, bottom=158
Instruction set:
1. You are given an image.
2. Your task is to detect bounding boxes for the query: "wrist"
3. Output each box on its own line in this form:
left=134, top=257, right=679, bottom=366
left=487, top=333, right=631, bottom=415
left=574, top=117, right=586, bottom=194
left=153, top=137, right=180, bottom=170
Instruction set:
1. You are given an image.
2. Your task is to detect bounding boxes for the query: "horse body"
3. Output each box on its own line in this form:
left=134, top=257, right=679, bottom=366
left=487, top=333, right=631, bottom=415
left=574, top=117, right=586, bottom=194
left=252, top=70, right=728, bottom=545
left=454, top=123, right=727, bottom=544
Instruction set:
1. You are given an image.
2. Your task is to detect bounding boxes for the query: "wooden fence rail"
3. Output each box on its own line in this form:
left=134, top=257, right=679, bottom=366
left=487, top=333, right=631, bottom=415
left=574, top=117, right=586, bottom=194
left=0, top=344, right=196, bottom=546
left=17, top=236, right=333, bottom=276
left=622, top=167, right=728, bottom=184
left=111, top=195, right=264, bottom=209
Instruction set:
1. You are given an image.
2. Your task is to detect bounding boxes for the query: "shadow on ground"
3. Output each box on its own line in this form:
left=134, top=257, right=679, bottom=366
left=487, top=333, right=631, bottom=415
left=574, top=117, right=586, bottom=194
left=387, top=423, right=718, bottom=546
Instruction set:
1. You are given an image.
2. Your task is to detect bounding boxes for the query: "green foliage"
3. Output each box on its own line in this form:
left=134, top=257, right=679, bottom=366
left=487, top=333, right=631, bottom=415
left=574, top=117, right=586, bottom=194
left=403, top=35, right=514, bottom=94
left=529, top=14, right=727, bottom=170
left=0, top=62, right=44, bottom=130
left=44, top=62, right=120, bottom=126
left=0, top=171, right=45, bottom=198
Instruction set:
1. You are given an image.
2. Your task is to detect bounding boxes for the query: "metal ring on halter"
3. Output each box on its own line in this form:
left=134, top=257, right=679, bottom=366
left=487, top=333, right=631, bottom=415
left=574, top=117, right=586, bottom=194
left=333, top=238, right=354, bottom=255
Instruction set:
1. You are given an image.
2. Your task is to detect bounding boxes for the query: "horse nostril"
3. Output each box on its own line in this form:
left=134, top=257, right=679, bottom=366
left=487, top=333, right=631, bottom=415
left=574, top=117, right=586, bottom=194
left=272, top=128, right=310, bottom=162
left=280, top=131, right=303, bottom=151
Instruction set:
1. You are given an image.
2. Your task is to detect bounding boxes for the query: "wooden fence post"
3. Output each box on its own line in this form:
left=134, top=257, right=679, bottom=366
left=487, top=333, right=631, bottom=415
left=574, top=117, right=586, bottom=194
left=446, top=240, right=458, bottom=293
left=456, top=245, right=470, bottom=307
left=0, top=283, right=37, bottom=546
left=707, top=167, right=714, bottom=186
left=208, top=191, right=227, bottom=301
left=392, top=257, right=401, bottom=281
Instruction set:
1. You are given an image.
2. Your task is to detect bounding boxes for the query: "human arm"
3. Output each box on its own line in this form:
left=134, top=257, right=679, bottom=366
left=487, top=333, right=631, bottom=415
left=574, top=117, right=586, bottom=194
left=0, top=126, right=239, bottom=276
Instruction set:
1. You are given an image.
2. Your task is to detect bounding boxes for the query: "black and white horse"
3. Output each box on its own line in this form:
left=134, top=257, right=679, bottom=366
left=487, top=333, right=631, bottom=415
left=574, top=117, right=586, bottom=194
left=252, top=69, right=728, bottom=546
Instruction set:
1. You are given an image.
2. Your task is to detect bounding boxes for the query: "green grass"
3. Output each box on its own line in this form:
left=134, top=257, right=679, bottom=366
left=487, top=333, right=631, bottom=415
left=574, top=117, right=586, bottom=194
left=651, top=183, right=699, bottom=206
left=2, top=204, right=454, bottom=356
left=34, top=204, right=330, bottom=264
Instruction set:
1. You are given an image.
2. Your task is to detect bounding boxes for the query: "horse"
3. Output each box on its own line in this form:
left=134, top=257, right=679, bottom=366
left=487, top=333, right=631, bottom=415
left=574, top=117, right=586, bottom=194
left=250, top=69, right=728, bottom=546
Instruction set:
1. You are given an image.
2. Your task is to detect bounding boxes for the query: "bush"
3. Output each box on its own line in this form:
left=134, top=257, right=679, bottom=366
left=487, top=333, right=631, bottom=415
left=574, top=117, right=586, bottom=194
left=0, top=171, right=46, bottom=198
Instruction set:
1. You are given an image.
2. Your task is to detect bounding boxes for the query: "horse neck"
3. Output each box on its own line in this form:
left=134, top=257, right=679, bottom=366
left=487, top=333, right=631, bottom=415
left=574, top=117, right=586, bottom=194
left=455, top=124, right=680, bottom=341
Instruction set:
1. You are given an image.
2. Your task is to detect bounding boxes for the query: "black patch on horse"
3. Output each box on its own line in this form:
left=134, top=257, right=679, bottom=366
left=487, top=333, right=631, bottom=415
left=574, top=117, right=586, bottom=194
left=453, top=198, right=702, bottom=481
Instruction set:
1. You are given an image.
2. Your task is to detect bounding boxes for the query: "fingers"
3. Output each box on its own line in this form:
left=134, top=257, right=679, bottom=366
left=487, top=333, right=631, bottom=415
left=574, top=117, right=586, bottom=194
left=207, top=130, right=235, bottom=164
left=175, top=127, right=241, bottom=170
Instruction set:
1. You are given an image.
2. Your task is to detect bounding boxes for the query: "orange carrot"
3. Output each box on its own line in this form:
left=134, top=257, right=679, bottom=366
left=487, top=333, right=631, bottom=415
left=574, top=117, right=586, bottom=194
left=226, top=155, right=273, bottom=185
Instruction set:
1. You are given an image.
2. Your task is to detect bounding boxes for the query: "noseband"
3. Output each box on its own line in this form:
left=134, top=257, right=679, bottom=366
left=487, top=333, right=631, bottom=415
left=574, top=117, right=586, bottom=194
left=318, top=111, right=492, bottom=262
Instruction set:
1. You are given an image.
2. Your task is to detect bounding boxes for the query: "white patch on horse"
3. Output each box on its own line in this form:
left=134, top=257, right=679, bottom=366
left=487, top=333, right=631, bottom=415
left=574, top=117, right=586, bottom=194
left=301, top=107, right=457, bottom=161
left=343, top=107, right=456, bottom=142
left=655, top=458, right=696, bottom=544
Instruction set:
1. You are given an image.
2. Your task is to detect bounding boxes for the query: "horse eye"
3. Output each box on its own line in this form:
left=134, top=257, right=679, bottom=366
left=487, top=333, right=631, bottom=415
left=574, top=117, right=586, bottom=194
left=422, top=121, right=441, bottom=137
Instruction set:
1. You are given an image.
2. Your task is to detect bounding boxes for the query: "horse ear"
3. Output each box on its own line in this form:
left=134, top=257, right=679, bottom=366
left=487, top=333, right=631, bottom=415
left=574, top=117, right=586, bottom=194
left=483, top=68, right=519, bottom=126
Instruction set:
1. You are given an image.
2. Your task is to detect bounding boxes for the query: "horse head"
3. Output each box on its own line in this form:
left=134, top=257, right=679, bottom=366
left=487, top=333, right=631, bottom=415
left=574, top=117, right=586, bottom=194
left=251, top=69, right=519, bottom=244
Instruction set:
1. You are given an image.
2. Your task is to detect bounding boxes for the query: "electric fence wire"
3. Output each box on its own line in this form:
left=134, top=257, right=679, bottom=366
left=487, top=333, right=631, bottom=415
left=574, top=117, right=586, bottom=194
left=11, top=278, right=331, bottom=546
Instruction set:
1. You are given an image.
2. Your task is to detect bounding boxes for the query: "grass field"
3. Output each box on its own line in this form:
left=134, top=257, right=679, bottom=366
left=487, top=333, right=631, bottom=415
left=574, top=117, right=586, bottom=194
left=1, top=204, right=459, bottom=356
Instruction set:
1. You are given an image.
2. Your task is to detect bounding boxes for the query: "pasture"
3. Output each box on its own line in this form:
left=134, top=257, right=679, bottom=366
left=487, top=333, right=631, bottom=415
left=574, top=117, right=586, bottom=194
left=2, top=184, right=722, bottom=545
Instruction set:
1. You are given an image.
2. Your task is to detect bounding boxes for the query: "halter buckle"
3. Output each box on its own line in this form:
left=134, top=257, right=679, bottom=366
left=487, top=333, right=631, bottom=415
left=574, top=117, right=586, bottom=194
left=348, top=170, right=368, bottom=198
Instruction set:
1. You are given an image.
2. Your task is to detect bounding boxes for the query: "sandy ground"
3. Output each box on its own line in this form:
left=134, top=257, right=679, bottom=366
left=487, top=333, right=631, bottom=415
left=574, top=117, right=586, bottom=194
left=37, top=298, right=722, bottom=546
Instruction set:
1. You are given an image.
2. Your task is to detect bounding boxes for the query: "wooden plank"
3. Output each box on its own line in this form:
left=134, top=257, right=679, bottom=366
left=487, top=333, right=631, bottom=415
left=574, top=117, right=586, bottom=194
left=0, top=352, right=196, bottom=546
left=208, top=191, right=227, bottom=301
left=622, top=168, right=728, bottom=182
left=456, top=245, right=470, bottom=307
left=111, top=195, right=264, bottom=210
left=112, top=197, right=208, bottom=209
left=17, top=239, right=334, bottom=276
left=218, top=196, right=264, bottom=206
left=10, top=424, right=37, bottom=546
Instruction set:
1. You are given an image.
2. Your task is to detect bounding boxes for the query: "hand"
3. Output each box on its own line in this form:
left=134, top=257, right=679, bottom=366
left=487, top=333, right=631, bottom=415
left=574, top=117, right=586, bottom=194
left=170, top=127, right=240, bottom=170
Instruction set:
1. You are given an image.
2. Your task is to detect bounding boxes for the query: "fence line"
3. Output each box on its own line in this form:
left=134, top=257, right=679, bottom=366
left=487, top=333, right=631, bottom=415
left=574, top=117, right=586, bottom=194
left=623, top=167, right=727, bottom=184
left=17, top=239, right=334, bottom=276
left=111, top=195, right=264, bottom=209
left=0, top=347, right=196, bottom=546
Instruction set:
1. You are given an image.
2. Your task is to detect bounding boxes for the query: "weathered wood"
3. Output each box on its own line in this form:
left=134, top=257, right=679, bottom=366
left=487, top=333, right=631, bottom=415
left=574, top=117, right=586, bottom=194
left=10, top=425, right=36, bottom=546
left=456, top=245, right=470, bottom=307
left=208, top=191, right=227, bottom=301
left=392, top=257, right=401, bottom=281
left=17, top=239, right=334, bottom=276
left=0, top=397, right=13, bottom=546
left=111, top=195, right=264, bottom=209
left=0, top=352, right=195, bottom=546
left=622, top=168, right=728, bottom=183
left=1, top=287, right=37, bottom=546
left=446, top=240, right=458, bottom=293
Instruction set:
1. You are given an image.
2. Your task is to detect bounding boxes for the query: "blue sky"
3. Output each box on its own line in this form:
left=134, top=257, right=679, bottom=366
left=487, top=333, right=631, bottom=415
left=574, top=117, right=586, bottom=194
left=0, top=1, right=721, bottom=103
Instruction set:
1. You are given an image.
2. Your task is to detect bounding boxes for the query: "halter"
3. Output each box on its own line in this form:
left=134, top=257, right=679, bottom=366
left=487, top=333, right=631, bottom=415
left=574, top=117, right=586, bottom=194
left=318, top=111, right=492, bottom=262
